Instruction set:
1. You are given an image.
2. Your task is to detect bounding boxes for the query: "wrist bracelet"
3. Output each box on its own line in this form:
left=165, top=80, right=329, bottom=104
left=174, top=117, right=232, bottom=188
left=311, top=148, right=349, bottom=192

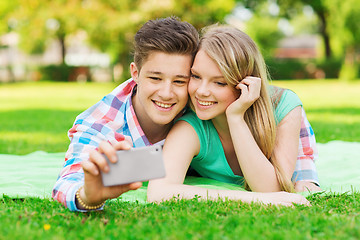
left=76, top=186, right=105, bottom=210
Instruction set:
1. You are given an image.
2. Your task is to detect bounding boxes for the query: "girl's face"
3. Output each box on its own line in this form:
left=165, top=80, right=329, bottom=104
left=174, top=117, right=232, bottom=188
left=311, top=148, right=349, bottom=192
left=189, top=50, right=240, bottom=120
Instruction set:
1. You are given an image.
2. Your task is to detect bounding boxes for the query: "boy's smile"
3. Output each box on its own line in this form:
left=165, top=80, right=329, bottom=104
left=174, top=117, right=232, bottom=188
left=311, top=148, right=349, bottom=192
left=131, top=51, right=192, bottom=130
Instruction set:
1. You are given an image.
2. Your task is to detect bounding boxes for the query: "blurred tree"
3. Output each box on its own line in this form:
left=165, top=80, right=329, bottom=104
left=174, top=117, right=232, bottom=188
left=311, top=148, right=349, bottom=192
left=7, top=0, right=88, bottom=64
left=0, top=0, right=21, bottom=82
left=0, top=1, right=18, bottom=35
left=3, top=0, right=240, bottom=80
left=329, top=0, right=360, bottom=80
left=277, top=0, right=360, bottom=79
left=276, top=0, right=332, bottom=59
left=241, top=1, right=284, bottom=57
left=81, top=0, right=238, bottom=79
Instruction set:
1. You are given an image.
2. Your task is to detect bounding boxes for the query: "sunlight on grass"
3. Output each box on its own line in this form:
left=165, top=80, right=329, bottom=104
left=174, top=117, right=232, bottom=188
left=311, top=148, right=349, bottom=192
left=308, top=112, right=360, bottom=124
left=272, top=79, right=360, bottom=109
left=1, top=80, right=360, bottom=153
left=0, top=81, right=117, bottom=111
left=1, top=131, right=66, bottom=144
left=272, top=79, right=360, bottom=143
left=0, top=131, right=69, bottom=154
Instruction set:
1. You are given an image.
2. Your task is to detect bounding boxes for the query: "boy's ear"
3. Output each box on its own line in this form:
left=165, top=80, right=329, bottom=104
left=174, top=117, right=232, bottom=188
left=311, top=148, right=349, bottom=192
left=130, top=62, right=139, bottom=83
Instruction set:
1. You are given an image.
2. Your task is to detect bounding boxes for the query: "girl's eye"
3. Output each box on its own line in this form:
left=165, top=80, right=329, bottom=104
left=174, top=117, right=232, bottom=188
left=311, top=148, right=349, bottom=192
left=191, top=74, right=200, bottom=79
left=216, top=82, right=227, bottom=86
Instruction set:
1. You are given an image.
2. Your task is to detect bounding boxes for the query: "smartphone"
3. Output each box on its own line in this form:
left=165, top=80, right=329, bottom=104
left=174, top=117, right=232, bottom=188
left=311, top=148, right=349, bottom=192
left=101, top=145, right=166, bottom=186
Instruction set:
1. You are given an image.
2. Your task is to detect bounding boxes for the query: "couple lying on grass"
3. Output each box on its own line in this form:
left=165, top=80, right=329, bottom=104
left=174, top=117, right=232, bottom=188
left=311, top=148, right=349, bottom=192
left=53, top=17, right=321, bottom=211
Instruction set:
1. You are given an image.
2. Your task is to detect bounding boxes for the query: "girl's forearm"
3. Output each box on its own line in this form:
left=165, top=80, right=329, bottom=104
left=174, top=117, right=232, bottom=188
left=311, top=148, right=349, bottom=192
left=227, top=117, right=281, bottom=192
left=148, top=181, right=256, bottom=203
left=147, top=181, right=310, bottom=206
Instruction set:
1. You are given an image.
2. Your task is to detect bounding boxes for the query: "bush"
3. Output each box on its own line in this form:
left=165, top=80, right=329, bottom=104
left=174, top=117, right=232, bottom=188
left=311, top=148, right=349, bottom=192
left=38, top=64, right=91, bottom=82
left=265, top=58, right=343, bottom=80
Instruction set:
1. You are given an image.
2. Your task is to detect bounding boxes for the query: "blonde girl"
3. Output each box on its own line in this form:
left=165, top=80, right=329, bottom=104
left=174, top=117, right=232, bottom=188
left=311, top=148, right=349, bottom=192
left=147, top=26, right=309, bottom=206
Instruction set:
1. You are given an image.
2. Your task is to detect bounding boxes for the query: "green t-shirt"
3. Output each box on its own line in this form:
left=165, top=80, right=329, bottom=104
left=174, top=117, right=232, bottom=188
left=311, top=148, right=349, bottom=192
left=178, top=87, right=302, bottom=186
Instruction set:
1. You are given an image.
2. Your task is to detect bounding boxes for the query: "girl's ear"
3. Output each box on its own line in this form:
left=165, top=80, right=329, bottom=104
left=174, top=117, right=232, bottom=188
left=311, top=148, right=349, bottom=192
left=130, top=62, right=139, bottom=83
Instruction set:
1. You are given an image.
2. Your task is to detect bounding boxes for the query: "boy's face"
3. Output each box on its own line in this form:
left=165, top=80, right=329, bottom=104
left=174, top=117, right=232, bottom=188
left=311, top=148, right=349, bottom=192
left=131, top=51, right=192, bottom=127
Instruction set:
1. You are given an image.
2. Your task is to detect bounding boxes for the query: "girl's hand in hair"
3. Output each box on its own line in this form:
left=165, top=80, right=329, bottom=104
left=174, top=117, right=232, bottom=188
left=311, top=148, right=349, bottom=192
left=226, top=76, right=261, bottom=118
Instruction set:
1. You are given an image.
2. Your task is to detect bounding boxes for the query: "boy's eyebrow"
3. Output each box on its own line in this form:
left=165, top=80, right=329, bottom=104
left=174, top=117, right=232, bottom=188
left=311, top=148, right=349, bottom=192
left=146, top=71, right=190, bottom=79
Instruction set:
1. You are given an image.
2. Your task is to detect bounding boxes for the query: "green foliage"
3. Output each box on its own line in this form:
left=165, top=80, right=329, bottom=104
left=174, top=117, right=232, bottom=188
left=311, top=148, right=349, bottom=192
left=172, top=0, right=236, bottom=29
left=1, top=193, right=360, bottom=239
left=328, top=0, right=360, bottom=80
left=266, top=58, right=343, bottom=80
left=37, top=64, right=76, bottom=82
left=339, top=59, right=359, bottom=82
left=2, top=0, right=238, bottom=80
left=0, top=0, right=18, bottom=34
left=276, top=0, right=360, bottom=79
left=246, top=16, right=284, bottom=57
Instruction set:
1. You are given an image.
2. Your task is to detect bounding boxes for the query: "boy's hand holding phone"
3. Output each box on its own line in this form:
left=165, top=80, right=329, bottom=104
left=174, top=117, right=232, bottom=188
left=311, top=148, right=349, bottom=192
left=101, top=145, right=166, bottom=186
left=78, top=139, right=142, bottom=210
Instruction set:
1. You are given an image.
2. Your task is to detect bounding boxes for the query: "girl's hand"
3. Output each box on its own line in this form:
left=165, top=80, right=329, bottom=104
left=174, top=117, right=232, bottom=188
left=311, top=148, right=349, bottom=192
left=255, top=191, right=311, bottom=207
left=294, top=181, right=322, bottom=192
left=226, top=76, right=261, bottom=118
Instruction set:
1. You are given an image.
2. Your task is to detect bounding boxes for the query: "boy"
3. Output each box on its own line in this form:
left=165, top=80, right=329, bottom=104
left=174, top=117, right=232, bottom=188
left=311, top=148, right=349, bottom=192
left=52, top=17, right=199, bottom=211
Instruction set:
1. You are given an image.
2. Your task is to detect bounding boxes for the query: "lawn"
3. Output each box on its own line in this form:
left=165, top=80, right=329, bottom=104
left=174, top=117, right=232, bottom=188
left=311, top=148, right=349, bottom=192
left=1, top=80, right=360, bottom=239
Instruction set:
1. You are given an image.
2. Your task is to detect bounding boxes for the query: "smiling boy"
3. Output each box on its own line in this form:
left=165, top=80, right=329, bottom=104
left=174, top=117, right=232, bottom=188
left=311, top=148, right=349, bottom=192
left=52, top=17, right=199, bottom=211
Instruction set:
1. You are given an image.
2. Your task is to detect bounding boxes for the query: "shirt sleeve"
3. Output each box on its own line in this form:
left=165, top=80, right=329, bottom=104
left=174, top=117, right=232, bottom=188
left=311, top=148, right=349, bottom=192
left=274, top=89, right=302, bottom=124
left=291, top=108, right=320, bottom=186
left=52, top=80, right=134, bottom=211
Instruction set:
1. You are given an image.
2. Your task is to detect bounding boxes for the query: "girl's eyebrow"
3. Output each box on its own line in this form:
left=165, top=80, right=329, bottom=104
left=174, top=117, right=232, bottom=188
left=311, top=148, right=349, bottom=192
left=191, top=68, right=224, bottom=79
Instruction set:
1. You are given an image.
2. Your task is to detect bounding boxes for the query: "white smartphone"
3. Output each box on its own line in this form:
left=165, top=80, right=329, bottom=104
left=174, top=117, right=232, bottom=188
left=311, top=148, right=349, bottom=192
left=101, top=145, right=166, bottom=186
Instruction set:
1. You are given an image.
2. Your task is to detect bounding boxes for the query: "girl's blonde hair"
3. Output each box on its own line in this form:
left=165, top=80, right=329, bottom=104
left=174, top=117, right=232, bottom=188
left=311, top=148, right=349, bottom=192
left=200, top=26, right=294, bottom=192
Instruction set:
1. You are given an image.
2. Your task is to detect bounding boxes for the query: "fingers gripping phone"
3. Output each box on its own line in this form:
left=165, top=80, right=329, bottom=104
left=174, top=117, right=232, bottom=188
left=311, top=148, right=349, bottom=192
left=101, top=145, right=166, bottom=186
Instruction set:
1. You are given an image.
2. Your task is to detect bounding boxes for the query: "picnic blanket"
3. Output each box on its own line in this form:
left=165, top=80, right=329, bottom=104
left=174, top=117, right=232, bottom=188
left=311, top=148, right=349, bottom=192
left=1, top=141, right=359, bottom=202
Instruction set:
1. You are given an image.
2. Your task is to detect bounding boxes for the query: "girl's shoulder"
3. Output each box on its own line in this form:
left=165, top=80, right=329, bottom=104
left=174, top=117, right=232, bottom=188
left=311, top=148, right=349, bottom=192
left=269, top=85, right=302, bottom=124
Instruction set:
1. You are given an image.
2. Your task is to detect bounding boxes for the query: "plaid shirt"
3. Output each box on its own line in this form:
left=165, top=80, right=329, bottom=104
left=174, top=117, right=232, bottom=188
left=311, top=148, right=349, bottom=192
left=52, top=79, right=152, bottom=211
left=52, top=79, right=319, bottom=211
left=292, top=108, right=319, bottom=185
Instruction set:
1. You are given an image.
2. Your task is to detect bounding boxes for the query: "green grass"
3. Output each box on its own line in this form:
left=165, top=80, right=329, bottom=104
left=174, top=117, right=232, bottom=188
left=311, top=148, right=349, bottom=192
left=1, top=79, right=359, bottom=155
left=0, top=81, right=117, bottom=154
left=1, top=80, right=360, bottom=239
left=273, top=79, right=360, bottom=142
left=1, top=193, right=360, bottom=240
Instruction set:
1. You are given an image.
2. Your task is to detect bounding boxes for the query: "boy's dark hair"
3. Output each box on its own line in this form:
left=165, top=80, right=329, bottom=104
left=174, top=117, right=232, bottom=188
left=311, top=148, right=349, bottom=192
left=134, top=16, right=199, bottom=71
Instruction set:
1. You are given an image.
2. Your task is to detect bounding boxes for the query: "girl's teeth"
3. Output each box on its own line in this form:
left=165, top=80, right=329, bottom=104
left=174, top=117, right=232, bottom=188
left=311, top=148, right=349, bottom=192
left=198, top=100, right=214, bottom=106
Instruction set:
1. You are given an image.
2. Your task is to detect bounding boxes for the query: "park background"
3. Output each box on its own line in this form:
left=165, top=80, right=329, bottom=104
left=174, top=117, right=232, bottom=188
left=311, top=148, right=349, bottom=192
left=1, top=0, right=360, bottom=239
left=1, top=0, right=359, bottom=83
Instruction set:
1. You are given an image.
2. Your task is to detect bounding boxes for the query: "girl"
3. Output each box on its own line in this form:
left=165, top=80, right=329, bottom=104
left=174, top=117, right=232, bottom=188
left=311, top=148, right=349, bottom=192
left=147, top=26, right=310, bottom=206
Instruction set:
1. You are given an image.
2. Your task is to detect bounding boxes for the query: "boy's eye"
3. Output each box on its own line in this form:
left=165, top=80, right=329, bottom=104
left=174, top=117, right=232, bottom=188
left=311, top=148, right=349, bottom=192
left=174, top=80, right=187, bottom=85
left=149, top=77, right=161, bottom=81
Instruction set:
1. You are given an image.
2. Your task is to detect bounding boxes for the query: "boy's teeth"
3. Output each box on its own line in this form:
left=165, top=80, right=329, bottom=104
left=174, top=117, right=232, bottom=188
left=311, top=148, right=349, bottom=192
left=198, top=100, right=214, bottom=106
left=155, top=101, right=172, bottom=108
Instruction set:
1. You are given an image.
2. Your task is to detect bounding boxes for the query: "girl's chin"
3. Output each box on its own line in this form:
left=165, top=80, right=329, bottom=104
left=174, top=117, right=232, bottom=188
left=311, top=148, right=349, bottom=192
left=195, top=112, right=213, bottom=121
